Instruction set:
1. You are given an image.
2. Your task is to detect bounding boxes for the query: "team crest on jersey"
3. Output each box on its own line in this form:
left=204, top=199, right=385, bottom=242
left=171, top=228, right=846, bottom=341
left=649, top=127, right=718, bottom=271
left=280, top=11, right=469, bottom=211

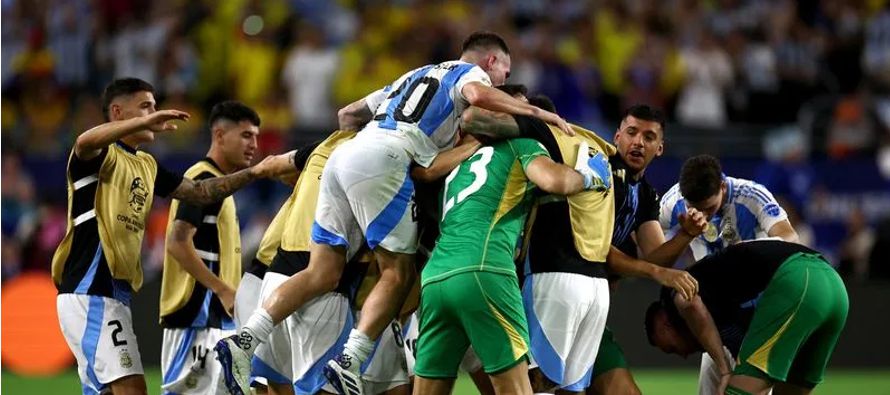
left=763, top=203, right=781, bottom=217
left=128, top=177, right=149, bottom=214
left=119, top=349, right=133, bottom=369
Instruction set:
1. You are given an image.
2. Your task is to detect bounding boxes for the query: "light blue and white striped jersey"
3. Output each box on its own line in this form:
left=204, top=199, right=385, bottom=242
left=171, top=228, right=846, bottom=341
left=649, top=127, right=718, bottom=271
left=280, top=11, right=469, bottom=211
left=659, top=176, right=788, bottom=261
left=360, top=60, right=491, bottom=167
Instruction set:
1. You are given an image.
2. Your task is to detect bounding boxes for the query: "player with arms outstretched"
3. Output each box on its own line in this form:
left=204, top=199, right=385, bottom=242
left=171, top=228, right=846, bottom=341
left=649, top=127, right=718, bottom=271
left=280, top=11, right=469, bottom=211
left=52, top=78, right=285, bottom=395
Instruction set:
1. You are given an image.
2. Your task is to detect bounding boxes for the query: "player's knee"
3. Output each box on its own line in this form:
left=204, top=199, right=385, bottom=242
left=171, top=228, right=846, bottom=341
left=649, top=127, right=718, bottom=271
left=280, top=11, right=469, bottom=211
left=529, top=368, right=558, bottom=393
left=108, top=375, right=148, bottom=395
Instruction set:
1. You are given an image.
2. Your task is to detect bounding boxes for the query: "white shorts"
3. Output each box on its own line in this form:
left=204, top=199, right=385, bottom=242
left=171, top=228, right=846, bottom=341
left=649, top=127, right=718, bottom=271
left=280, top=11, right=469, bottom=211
left=313, top=136, right=418, bottom=258
left=234, top=271, right=263, bottom=328
left=57, top=294, right=144, bottom=394
left=522, top=273, right=610, bottom=392
left=403, top=312, right=482, bottom=377
left=699, top=347, right=745, bottom=395
left=251, top=272, right=349, bottom=394
left=161, top=327, right=234, bottom=394
left=360, top=318, right=410, bottom=394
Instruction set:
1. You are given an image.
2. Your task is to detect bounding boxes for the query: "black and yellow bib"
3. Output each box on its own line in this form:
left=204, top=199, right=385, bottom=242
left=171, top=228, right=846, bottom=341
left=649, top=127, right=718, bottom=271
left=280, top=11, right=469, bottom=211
left=52, top=144, right=161, bottom=294
left=159, top=160, right=241, bottom=327
left=280, top=130, right=356, bottom=252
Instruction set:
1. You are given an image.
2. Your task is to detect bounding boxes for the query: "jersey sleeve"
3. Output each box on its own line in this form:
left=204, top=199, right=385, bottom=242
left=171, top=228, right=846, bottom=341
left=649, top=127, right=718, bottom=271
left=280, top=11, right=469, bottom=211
left=736, top=182, right=788, bottom=233
left=510, top=138, right=550, bottom=171
left=68, top=147, right=109, bottom=180
left=364, top=87, right=389, bottom=113
left=659, top=183, right=683, bottom=234
left=174, top=172, right=214, bottom=227
left=154, top=163, right=184, bottom=197
left=454, top=65, right=492, bottom=102
left=636, top=182, right=661, bottom=229
left=293, top=140, right=323, bottom=171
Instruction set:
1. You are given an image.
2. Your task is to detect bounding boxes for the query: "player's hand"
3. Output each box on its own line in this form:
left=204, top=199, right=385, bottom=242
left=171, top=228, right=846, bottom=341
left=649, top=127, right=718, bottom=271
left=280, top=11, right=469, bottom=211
left=655, top=267, right=699, bottom=301
left=216, top=286, right=236, bottom=317
left=142, top=110, right=190, bottom=133
left=679, top=208, right=708, bottom=237
left=718, top=372, right=732, bottom=394
left=538, top=110, right=574, bottom=136
left=574, top=142, right=611, bottom=191
left=250, top=153, right=292, bottom=179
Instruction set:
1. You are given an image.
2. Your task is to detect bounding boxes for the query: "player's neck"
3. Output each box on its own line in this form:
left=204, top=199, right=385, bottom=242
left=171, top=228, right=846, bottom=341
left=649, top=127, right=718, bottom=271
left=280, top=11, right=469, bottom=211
left=206, top=149, right=235, bottom=175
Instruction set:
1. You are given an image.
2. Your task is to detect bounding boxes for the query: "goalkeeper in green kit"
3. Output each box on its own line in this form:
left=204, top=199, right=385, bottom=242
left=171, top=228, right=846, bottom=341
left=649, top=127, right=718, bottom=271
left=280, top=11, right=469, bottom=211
left=412, top=112, right=611, bottom=395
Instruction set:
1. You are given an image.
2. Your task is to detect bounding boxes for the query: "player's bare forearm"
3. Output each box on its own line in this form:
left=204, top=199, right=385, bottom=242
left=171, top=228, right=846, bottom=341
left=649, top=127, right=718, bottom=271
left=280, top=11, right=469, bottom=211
left=460, top=107, right=521, bottom=141
left=411, top=140, right=481, bottom=182
left=606, top=246, right=659, bottom=279
left=768, top=220, right=799, bottom=243
left=462, top=82, right=573, bottom=135
left=675, top=294, right=732, bottom=374
left=644, top=231, right=695, bottom=267
left=337, top=98, right=373, bottom=131
left=525, top=157, right=585, bottom=195
left=462, top=82, right=538, bottom=118
left=169, top=167, right=257, bottom=205
left=75, top=117, right=150, bottom=160
left=166, top=220, right=230, bottom=294
left=75, top=110, right=190, bottom=160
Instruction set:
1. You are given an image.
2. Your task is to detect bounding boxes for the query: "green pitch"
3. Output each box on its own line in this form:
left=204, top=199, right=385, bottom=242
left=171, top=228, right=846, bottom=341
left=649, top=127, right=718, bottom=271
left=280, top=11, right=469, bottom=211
left=4, top=369, right=890, bottom=394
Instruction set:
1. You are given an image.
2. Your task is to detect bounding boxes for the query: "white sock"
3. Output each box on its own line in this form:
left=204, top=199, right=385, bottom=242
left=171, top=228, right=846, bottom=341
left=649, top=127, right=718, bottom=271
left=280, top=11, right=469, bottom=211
left=239, top=308, right=274, bottom=353
left=342, top=329, right=374, bottom=365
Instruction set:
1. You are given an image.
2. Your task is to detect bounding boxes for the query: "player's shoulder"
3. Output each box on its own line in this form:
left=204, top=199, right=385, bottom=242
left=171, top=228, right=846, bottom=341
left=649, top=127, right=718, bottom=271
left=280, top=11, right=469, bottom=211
left=728, top=177, right=775, bottom=207
left=660, top=183, right=684, bottom=208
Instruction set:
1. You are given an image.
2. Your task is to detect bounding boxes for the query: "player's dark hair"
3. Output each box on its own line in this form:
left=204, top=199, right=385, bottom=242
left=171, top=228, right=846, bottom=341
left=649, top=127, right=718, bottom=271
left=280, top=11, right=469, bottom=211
left=644, top=301, right=663, bottom=346
left=461, top=31, right=510, bottom=55
left=622, top=104, right=666, bottom=133
left=529, top=95, right=557, bottom=113
left=101, top=78, right=155, bottom=122
left=679, top=154, right=723, bottom=203
left=496, top=84, right=527, bottom=97
left=208, top=100, right=261, bottom=128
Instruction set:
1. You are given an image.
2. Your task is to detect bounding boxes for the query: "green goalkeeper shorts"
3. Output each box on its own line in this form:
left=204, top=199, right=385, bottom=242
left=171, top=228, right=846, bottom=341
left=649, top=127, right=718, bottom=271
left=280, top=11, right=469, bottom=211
left=735, top=252, right=849, bottom=387
left=592, top=326, right=628, bottom=377
left=414, top=271, right=529, bottom=379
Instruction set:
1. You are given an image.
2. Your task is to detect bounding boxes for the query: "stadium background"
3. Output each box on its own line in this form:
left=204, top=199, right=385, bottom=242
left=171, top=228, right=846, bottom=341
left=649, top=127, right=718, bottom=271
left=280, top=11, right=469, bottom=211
left=2, top=0, right=890, bottom=393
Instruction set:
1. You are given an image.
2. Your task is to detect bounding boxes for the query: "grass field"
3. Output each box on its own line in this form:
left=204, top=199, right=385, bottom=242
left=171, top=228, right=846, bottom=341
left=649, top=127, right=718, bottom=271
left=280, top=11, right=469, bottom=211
left=4, top=369, right=890, bottom=394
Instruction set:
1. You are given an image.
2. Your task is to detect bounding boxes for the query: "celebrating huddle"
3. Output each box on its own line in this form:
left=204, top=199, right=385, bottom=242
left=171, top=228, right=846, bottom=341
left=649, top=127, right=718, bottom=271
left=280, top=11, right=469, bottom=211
left=54, top=31, right=848, bottom=395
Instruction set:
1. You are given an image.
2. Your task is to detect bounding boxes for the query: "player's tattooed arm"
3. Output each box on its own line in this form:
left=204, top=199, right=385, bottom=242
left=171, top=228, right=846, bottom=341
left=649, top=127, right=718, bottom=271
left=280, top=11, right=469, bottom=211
left=168, top=154, right=284, bottom=204
left=411, top=134, right=482, bottom=182
left=460, top=107, right=521, bottom=141
left=337, top=98, right=374, bottom=132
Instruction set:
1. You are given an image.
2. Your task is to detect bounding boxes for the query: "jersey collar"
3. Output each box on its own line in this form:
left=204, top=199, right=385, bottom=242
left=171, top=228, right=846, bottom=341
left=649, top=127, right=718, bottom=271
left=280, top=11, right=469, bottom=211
left=115, top=141, right=138, bottom=155
left=202, top=157, right=224, bottom=173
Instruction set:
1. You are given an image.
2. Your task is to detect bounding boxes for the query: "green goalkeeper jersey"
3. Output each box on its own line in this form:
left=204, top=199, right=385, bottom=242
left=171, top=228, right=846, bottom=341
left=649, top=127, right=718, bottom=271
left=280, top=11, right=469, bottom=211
left=421, top=138, right=549, bottom=287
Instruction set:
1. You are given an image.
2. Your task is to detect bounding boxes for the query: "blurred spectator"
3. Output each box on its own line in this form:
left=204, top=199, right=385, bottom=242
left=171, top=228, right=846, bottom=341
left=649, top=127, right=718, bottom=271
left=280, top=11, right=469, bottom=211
left=776, top=20, right=824, bottom=118
left=676, top=28, right=734, bottom=128
left=46, top=0, right=92, bottom=88
left=863, top=4, right=890, bottom=90
left=282, top=22, right=339, bottom=132
left=838, top=207, right=876, bottom=282
left=827, top=91, right=878, bottom=158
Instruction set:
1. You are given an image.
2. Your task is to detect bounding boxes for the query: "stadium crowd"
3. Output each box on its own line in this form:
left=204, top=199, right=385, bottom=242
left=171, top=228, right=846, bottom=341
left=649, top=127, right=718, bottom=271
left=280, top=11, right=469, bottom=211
left=3, top=0, right=890, bottom=283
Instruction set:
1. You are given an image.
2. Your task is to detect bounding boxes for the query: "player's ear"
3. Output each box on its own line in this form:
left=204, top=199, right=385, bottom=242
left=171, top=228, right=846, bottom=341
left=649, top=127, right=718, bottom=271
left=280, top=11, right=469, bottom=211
left=110, top=103, right=122, bottom=121
left=486, top=53, right=498, bottom=70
